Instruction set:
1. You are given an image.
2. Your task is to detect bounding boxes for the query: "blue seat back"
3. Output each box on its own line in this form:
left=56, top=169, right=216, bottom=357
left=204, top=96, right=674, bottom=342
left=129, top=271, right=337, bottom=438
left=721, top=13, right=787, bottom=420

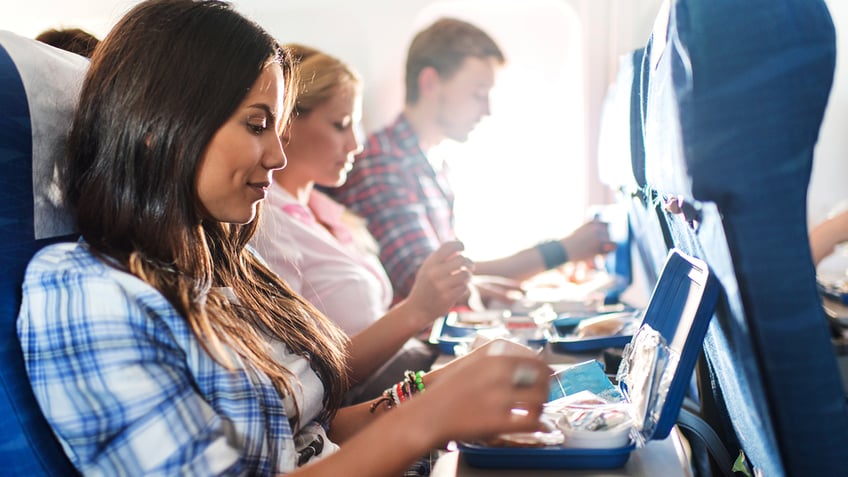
left=624, top=47, right=674, bottom=298
left=597, top=47, right=672, bottom=308
left=639, top=1, right=848, bottom=475
left=0, top=31, right=85, bottom=475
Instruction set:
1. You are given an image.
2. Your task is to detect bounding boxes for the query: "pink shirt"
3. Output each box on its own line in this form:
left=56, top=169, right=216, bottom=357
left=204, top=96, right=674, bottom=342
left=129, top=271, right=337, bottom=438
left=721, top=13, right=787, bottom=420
left=253, top=184, right=393, bottom=335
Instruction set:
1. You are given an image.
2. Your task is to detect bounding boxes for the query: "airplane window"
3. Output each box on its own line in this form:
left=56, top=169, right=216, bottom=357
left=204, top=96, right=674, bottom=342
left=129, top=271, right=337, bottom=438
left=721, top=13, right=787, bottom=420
left=412, top=0, right=586, bottom=261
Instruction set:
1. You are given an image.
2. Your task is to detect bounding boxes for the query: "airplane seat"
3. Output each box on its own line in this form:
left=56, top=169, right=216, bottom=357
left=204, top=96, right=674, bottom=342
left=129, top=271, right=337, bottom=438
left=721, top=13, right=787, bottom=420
left=640, top=0, right=848, bottom=475
left=0, top=30, right=86, bottom=475
left=596, top=46, right=674, bottom=310
left=596, top=49, right=643, bottom=304
left=622, top=46, right=672, bottom=297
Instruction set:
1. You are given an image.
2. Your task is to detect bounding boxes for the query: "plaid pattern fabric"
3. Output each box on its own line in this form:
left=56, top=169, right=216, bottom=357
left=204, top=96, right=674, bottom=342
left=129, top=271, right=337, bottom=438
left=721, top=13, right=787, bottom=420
left=329, top=114, right=456, bottom=303
left=17, top=242, right=305, bottom=476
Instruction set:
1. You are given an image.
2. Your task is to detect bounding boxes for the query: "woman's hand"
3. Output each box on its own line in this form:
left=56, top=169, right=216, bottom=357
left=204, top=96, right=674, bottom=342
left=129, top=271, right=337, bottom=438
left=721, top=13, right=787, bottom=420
left=404, top=241, right=473, bottom=328
left=403, top=342, right=551, bottom=445
left=320, top=339, right=551, bottom=477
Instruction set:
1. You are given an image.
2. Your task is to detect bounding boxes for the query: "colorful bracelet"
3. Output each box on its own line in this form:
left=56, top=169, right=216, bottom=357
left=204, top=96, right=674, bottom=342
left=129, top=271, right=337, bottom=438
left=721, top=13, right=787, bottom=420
left=403, top=370, right=425, bottom=394
left=391, top=384, right=401, bottom=405
left=395, top=382, right=405, bottom=403
left=369, top=370, right=427, bottom=413
left=413, top=370, right=425, bottom=394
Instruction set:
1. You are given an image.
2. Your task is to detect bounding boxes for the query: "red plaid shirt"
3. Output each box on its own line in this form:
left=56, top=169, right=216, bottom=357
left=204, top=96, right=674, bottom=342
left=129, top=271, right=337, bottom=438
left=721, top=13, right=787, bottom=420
left=328, top=114, right=455, bottom=303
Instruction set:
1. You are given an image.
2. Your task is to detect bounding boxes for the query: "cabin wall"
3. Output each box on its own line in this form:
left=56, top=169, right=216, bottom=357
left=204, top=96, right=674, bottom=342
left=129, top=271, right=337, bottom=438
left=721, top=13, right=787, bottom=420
left=1, top=0, right=843, bottom=226
left=239, top=0, right=664, bottom=208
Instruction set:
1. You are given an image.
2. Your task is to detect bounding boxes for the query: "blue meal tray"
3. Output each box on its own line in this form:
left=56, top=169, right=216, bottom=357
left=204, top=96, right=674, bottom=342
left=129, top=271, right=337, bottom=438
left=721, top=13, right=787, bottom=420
left=547, top=329, right=633, bottom=353
left=547, top=310, right=641, bottom=353
left=459, top=249, right=720, bottom=469
left=460, top=442, right=636, bottom=470
left=549, top=334, right=633, bottom=353
left=428, top=311, right=546, bottom=355
left=427, top=315, right=474, bottom=355
left=549, top=305, right=638, bottom=333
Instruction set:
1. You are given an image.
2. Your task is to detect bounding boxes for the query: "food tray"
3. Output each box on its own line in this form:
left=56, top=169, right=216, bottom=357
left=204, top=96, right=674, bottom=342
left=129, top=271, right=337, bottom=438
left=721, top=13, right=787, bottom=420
left=459, top=442, right=636, bottom=470
left=428, top=311, right=546, bottom=355
left=547, top=310, right=641, bottom=353
left=458, top=249, right=720, bottom=469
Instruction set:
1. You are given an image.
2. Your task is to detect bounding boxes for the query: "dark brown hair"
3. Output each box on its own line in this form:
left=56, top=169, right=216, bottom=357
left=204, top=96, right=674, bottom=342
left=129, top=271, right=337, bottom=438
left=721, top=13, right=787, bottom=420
left=64, top=0, right=350, bottom=426
left=36, top=27, right=99, bottom=58
left=405, top=18, right=505, bottom=104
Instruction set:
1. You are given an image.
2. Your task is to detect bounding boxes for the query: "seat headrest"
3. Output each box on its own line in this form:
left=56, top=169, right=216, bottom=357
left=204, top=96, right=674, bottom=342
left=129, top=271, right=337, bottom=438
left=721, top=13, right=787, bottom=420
left=0, top=30, right=87, bottom=240
left=0, top=30, right=87, bottom=475
left=597, top=49, right=642, bottom=190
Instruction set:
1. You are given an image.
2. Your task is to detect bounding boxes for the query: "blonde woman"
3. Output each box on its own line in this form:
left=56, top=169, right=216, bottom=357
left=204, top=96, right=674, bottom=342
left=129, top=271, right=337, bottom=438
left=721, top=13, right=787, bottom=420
left=253, top=44, right=471, bottom=402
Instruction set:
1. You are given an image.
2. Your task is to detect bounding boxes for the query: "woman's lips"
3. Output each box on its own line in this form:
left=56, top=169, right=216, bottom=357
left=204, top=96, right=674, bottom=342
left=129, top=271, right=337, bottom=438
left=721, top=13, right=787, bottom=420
left=248, top=181, right=270, bottom=199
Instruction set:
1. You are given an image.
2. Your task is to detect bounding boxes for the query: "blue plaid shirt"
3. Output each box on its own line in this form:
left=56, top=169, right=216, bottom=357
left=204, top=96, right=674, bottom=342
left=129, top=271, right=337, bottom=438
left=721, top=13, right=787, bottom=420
left=17, top=242, right=332, bottom=475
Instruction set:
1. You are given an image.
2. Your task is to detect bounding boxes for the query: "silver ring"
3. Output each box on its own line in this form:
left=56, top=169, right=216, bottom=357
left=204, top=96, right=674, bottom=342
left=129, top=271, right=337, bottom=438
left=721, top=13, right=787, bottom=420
left=512, top=365, right=539, bottom=388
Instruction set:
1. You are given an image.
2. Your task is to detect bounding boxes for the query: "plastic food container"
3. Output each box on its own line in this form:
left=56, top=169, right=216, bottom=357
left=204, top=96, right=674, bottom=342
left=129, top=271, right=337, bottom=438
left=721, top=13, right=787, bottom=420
left=560, top=424, right=632, bottom=449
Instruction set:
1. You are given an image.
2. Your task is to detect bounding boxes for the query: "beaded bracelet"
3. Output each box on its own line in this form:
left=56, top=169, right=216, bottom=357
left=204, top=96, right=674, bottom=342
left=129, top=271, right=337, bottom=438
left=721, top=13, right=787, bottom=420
left=391, top=384, right=401, bottom=405
left=410, top=370, right=425, bottom=394
left=369, top=369, right=426, bottom=413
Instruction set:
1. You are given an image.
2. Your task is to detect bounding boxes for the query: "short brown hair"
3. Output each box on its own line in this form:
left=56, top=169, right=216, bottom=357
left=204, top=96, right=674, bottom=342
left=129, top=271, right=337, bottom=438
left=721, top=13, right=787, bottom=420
left=405, top=18, right=505, bottom=104
left=36, top=28, right=100, bottom=58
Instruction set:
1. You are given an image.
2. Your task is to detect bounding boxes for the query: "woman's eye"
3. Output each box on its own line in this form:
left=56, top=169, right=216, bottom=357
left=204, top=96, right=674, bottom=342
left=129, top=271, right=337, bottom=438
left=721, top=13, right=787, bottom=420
left=247, top=116, right=268, bottom=135
left=333, top=118, right=352, bottom=131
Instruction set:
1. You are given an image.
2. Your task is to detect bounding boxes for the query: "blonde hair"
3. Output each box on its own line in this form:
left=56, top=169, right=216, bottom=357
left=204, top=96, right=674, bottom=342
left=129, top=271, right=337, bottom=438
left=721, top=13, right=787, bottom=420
left=285, top=44, right=378, bottom=254
left=285, top=43, right=362, bottom=118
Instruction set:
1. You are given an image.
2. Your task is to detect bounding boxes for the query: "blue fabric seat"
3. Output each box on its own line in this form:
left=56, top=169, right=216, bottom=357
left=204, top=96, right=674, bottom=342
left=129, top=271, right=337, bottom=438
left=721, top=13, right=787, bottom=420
left=636, top=0, right=848, bottom=475
left=0, top=31, right=85, bottom=475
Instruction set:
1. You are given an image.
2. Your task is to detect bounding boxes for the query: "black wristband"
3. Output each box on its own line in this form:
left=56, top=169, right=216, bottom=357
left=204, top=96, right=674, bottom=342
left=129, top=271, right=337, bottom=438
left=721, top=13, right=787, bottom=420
left=537, top=240, right=569, bottom=270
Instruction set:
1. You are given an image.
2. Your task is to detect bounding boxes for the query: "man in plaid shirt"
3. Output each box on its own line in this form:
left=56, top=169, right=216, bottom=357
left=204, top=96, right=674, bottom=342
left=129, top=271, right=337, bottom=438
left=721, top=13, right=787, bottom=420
left=330, top=18, right=613, bottom=305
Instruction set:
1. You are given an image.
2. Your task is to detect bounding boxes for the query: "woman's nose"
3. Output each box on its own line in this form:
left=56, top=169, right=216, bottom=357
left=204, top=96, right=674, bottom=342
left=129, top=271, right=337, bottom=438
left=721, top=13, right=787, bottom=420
left=350, top=122, right=365, bottom=155
left=349, top=135, right=364, bottom=156
left=266, top=134, right=287, bottom=170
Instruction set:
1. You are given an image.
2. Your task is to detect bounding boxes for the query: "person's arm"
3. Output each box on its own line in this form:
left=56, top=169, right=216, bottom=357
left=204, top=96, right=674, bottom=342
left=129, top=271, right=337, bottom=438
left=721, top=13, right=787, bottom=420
left=331, top=338, right=541, bottom=442
left=474, top=219, right=615, bottom=281
left=346, top=241, right=472, bottom=383
left=810, top=210, right=848, bottom=266
left=312, top=345, right=550, bottom=477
